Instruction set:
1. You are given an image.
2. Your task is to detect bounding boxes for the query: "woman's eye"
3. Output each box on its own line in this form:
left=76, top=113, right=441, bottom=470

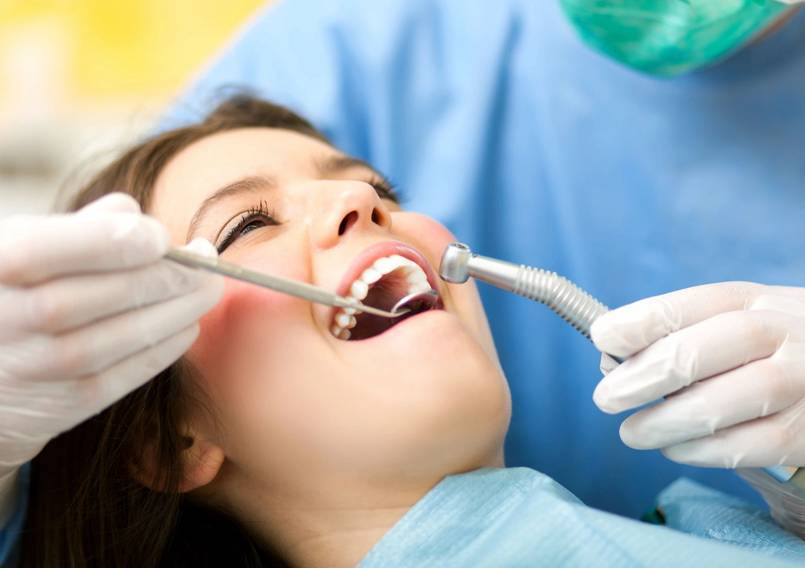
left=368, top=176, right=400, bottom=204
left=218, top=208, right=279, bottom=253
left=239, top=218, right=267, bottom=237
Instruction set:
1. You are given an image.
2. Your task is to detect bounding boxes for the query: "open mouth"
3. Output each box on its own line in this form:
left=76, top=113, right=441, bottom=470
left=330, top=245, right=443, bottom=341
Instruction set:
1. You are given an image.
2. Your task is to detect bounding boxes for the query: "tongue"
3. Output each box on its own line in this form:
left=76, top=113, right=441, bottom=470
left=349, top=273, right=416, bottom=340
left=363, top=276, right=406, bottom=312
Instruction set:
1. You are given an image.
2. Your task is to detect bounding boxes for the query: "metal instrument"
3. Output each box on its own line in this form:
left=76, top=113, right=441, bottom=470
left=166, top=248, right=420, bottom=319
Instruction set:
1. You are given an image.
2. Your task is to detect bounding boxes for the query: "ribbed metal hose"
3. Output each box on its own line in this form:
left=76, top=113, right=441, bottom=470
left=511, top=265, right=800, bottom=487
left=512, top=264, right=610, bottom=339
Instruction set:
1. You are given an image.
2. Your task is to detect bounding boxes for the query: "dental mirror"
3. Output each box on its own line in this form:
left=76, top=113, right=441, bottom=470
left=391, top=289, right=440, bottom=315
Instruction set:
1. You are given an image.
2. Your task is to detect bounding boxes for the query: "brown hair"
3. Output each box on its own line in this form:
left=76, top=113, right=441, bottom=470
left=21, top=95, right=330, bottom=567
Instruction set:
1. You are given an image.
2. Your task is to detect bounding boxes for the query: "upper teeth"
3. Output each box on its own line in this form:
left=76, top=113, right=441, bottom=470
left=331, top=254, right=433, bottom=339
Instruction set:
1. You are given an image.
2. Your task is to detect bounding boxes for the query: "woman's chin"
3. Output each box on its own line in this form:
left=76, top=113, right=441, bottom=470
left=359, top=309, right=511, bottom=455
left=345, top=308, right=508, bottom=406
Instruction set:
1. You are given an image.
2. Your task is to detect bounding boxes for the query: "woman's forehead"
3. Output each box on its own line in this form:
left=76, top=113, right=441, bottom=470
left=149, top=127, right=340, bottom=240
left=159, top=127, right=338, bottom=194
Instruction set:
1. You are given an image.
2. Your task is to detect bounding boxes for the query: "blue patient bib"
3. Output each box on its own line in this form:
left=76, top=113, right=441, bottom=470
left=359, top=468, right=805, bottom=567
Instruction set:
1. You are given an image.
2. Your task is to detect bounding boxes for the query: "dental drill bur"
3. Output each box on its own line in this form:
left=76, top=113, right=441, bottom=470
left=438, top=242, right=804, bottom=488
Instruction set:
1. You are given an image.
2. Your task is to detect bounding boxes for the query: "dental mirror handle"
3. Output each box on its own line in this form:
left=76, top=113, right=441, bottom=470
left=165, top=248, right=406, bottom=319
left=439, top=242, right=801, bottom=488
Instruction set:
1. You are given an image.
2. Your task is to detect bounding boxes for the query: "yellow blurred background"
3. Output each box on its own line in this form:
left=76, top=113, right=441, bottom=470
left=0, top=0, right=267, bottom=216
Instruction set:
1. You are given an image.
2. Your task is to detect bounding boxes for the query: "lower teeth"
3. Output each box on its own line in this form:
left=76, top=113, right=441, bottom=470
left=331, top=263, right=434, bottom=339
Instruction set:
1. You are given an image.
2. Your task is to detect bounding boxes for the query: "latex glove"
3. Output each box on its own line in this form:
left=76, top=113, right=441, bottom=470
left=0, top=193, right=224, bottom=475
left=590, top=282, right=805, bottom=469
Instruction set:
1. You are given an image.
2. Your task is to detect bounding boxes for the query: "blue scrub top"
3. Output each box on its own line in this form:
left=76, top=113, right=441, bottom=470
left=161, top=0, right=805, bottom=517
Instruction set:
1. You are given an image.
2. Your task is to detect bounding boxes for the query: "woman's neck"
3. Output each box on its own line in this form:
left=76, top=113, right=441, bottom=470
left=225, top=450, right=505, bottom=567
left=271, top=489, right=427, bottom=567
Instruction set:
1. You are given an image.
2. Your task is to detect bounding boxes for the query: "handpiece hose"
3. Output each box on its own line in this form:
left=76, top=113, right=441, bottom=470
left=439, top=242, right=608, bottom=339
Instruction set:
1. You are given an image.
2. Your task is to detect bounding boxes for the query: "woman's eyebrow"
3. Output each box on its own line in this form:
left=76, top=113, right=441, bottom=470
left=316, top=154, right=381, bottom=178
left=186, top=175, right=276, bottom=242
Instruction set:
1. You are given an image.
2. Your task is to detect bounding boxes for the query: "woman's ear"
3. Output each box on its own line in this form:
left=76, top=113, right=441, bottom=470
left=176, top=435, right=226, bottom=493
left=131, top=428, right=225, bottom=494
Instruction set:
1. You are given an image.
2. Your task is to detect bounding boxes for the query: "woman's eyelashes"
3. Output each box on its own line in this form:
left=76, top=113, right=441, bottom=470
left=369, top=176, right=401, bottom=204
left=217, top=200, right=279, bottom=253
left=215, top=177, right=400, bottom=253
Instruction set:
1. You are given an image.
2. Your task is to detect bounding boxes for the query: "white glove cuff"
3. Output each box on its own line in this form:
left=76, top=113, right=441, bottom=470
left=740, top=468, right=805, bottom=539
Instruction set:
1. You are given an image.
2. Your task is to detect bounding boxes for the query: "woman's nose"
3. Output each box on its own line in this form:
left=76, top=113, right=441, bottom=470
left=310, top=181, right=392, bottom=248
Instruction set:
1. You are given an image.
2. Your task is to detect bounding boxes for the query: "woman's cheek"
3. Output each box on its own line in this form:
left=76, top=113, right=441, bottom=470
left=391, top=212, right=457, bottom=262
left=188, top=280, right=289, bottom=383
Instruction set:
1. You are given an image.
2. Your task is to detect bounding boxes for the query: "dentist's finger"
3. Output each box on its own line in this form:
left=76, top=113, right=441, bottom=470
left=0, top=212, right=170, bottom=286
left=591, top=282, right=805, bottom=359
left=750, top=294, right=805, bottom=318
left=1, top=238, right=218, bottom=334
left=75, top=324, right=201, bottom=417
left=21, top=324, right=202, bottom=430
left=3, top=273, right=223, bottom=382
left=593, top=309, right=794, bottom=414
left=662, top=401, right=805, bottom=469
left=619, top=339, right=805, bottom=449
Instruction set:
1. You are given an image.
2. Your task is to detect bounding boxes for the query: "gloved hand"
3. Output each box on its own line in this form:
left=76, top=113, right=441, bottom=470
left=0, top=193, right=223, bottom=479
left=590, top=282, right=805, bottom=469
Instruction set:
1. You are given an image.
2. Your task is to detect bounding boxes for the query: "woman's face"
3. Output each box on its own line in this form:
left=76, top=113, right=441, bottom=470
left=150, top=127, right=511, bottom=498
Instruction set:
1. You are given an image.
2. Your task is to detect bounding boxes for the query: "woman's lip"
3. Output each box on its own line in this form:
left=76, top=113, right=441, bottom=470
left=332, top=241, right=441, bottom=324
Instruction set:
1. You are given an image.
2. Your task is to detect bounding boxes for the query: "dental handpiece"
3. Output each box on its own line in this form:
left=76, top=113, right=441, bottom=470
left=438, top=242, right=804, bottom=489
left=439, top=242, right=609, bottom=340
